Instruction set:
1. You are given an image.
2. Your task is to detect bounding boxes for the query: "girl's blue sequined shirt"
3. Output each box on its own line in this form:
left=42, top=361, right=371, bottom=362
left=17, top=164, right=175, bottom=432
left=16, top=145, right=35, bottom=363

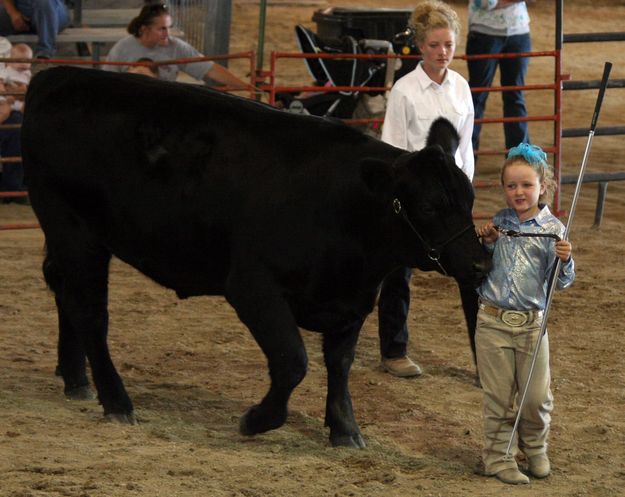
left=478, top=205, right=575, bottom=310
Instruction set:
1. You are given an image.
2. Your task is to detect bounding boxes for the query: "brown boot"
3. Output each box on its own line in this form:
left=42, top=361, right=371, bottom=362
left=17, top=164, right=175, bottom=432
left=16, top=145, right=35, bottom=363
left=528, top=454, right=551, bottom=478
left=381, top=356, right=422, bottom=377
left=495, top=468, right=529, bottom=485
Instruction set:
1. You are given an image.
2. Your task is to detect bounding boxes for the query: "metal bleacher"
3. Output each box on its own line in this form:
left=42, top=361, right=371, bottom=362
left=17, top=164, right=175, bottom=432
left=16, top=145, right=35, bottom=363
left=4, top=5, right=154, bottom=62
left=6, top=7, right=186, bottom=62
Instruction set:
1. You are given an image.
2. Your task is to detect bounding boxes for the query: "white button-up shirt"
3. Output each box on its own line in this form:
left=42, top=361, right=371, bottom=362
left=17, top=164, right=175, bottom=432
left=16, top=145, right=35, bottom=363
left=381, top=62, right=475, bottom=180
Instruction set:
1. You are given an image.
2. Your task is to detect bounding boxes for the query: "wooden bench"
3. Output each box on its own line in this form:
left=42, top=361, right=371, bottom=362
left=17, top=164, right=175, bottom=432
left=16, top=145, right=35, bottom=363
left=6, top=27, right=127, bottom=62
left=74, top=8, right=137, bottom=27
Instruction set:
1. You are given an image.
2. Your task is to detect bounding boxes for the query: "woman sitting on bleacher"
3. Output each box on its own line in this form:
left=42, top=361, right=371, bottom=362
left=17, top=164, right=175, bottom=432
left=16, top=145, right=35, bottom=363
left=104, top=2, right=253, bottom=91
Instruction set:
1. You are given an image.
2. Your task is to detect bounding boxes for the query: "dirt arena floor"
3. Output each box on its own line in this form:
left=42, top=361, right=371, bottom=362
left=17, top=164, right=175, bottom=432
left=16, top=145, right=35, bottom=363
left=2, top=1, right=625, bottom=496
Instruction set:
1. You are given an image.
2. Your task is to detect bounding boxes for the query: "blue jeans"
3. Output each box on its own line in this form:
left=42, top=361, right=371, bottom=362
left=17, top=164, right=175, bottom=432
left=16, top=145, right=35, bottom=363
left=0, top=111, right=25, bottom=192
left=378, top=266, right=412, bottom=358
left=466, top=31, right=531, bottom=152
left=0, top=0, right=69, bottom=58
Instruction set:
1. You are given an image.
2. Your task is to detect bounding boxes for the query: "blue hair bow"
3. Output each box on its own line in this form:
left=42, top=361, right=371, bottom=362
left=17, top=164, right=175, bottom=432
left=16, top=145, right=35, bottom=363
left=507, top=143, right=547, bottom=166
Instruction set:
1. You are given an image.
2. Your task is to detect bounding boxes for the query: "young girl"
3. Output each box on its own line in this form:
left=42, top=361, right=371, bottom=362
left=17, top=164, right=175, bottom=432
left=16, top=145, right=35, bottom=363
left=476, top=143, right=575, bottom=485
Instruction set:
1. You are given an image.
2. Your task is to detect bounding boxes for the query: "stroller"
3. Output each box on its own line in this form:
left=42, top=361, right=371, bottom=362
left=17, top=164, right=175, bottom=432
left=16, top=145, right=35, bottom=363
left=276, top=24, right=419, bottom=125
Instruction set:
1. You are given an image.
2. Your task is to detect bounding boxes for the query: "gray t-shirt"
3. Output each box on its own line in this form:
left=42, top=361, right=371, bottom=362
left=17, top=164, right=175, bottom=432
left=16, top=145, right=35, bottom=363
left=104, top=35, right=214, bottom=82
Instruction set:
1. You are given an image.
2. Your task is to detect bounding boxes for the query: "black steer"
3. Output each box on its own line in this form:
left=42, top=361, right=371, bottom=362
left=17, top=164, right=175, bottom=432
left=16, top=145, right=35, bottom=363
left=22, top=67, right=489, bottom=448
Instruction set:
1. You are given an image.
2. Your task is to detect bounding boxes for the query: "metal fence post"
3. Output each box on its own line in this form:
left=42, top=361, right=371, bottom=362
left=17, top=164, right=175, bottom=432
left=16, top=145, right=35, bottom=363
left=593, top=182, right=609, bottom=228
left=204, top=0, right=232, bottom=66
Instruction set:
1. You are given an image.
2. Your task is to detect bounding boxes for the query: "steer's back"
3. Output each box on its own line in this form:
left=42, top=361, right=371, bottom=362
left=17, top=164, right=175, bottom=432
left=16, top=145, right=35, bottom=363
left=22, top=67, right=395, bottom=297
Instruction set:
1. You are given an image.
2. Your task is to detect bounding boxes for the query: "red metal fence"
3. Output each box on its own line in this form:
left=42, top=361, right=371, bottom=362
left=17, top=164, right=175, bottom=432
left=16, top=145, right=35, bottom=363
left=2, top=0, right=624, bottom=230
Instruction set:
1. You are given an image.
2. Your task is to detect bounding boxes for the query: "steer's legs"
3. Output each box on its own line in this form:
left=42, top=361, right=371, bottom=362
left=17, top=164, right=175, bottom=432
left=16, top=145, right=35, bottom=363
left=226, top=269, right=307, bottom=436
left=457, top=278, right=479, bottom=366
left=55, top=294, right=94, bottom=400
left=44, top=238, right=135, bottom=423
left=323, top=321, right=365, bottom=448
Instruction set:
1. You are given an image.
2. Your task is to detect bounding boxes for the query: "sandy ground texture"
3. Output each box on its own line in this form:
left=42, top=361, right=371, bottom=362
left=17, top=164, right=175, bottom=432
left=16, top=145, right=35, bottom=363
left=2, top=1, right=625, bottom=496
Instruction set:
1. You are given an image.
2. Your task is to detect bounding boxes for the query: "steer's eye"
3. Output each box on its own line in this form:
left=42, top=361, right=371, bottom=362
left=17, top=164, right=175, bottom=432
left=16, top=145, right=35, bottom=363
left=419, top=195, right=448, bottom=219
left=420, top=204, right=437, bottom=218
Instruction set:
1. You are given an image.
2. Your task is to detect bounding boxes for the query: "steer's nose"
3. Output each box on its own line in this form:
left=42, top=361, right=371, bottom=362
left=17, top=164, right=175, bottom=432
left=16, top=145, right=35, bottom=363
left=472, top=257, right=492, bottom=283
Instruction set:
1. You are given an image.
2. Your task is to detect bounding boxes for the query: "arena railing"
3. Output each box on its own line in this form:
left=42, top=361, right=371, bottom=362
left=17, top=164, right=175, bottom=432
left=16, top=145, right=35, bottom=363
left=554, top=0, right=625, bottom=226
left=5, top=0, right=625, bottom=230
left=264, top=1, right=624, bottom=226
left=264, top=48, right=559, bottom=222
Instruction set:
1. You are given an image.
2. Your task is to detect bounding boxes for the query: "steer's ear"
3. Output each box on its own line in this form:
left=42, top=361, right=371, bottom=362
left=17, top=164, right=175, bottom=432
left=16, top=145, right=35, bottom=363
left=360, top=158, right=393, bottom=193
left=426, top=117, right=459, bottom=157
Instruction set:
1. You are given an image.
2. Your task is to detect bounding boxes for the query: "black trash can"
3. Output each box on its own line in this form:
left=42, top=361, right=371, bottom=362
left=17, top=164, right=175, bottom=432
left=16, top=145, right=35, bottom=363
left=312, top=7, right=412, bottom=41
left=312, top=7, right=419, bottom=79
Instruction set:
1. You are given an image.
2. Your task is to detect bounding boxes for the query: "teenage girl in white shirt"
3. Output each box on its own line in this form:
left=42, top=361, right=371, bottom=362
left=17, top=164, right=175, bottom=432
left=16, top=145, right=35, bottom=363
left=382, top=1, right=474, bottom=179
left=377, top=0, right=475, bottom=379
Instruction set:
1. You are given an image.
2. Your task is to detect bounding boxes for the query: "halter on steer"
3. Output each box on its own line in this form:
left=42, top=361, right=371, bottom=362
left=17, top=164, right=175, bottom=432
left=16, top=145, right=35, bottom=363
left=392, top=198, right=475, bottom=276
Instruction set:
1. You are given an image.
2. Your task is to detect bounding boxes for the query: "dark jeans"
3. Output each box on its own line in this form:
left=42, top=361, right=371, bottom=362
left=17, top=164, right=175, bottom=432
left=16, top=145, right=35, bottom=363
left=466, top=31, right=531, bottom=152
left=0, top=111, right=25, bottom=192
left=0, top=0, right=69, bottom=58
left=378, top=266, right=412, bottom=359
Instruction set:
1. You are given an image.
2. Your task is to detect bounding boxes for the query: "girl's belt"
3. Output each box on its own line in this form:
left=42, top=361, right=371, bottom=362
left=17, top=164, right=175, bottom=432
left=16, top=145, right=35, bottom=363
left=478, top=300, right=543, bottom=327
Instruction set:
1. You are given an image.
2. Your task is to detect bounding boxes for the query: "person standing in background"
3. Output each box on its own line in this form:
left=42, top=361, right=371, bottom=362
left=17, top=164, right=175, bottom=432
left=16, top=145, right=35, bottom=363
left=466, top=0, right=531, bottom=157
left=378, top=0, right=474, bottom=378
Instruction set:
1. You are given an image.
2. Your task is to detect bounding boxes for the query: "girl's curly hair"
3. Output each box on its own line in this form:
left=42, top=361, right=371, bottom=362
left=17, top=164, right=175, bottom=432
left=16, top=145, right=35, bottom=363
left=409, top=1, right=461, bottom=45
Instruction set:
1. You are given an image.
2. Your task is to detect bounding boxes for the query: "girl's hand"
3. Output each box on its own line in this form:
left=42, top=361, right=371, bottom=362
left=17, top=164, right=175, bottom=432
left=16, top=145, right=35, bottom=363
left=555, top=239, right=572, bottom=262
left=477, top=222, right=499, bottom=244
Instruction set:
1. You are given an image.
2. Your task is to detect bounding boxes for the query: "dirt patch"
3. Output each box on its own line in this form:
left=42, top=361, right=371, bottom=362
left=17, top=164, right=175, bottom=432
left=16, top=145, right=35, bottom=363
left=2, top=1, right=625, bottom=496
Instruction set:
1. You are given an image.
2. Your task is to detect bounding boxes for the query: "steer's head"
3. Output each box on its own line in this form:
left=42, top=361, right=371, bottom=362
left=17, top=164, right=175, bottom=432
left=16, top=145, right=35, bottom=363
left=386, top=118, right=490, bottom=284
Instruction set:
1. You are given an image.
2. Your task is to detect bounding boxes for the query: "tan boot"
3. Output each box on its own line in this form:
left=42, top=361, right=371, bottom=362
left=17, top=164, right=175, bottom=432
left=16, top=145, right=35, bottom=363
left=528, top=454, right=551, bottom=478
left=495, top=468, right=529, bottom=485
left=381, top=356, right=422, bottom=377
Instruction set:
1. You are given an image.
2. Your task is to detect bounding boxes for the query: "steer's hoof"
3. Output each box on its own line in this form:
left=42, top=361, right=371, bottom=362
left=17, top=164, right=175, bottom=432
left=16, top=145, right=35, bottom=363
left=239, top=404, right=287, bottom=436
left=330, top=432, right=366, bottom=449
left=64, top=385, right=96, bottom=401
left=104, top=412, right=138, bottom=425
left=239, top=412, right=255, bottom=436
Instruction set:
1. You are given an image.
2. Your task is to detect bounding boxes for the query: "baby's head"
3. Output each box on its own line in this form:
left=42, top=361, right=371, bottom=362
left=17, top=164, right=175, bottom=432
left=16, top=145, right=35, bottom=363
left=127, top=57, right=159, bottom=78
left=8, top=43, right=32, bottom=72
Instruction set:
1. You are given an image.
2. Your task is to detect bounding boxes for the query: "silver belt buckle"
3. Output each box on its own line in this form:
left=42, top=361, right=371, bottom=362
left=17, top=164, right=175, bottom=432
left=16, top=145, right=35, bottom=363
left=501, top=310, right=529, bottom=327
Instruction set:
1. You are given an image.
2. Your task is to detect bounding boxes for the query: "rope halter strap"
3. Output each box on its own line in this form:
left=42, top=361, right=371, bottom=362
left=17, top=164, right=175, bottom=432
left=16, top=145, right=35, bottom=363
left=393, top=198, right=475, bottom=276
left=494, top=225, right=561, bottom=242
